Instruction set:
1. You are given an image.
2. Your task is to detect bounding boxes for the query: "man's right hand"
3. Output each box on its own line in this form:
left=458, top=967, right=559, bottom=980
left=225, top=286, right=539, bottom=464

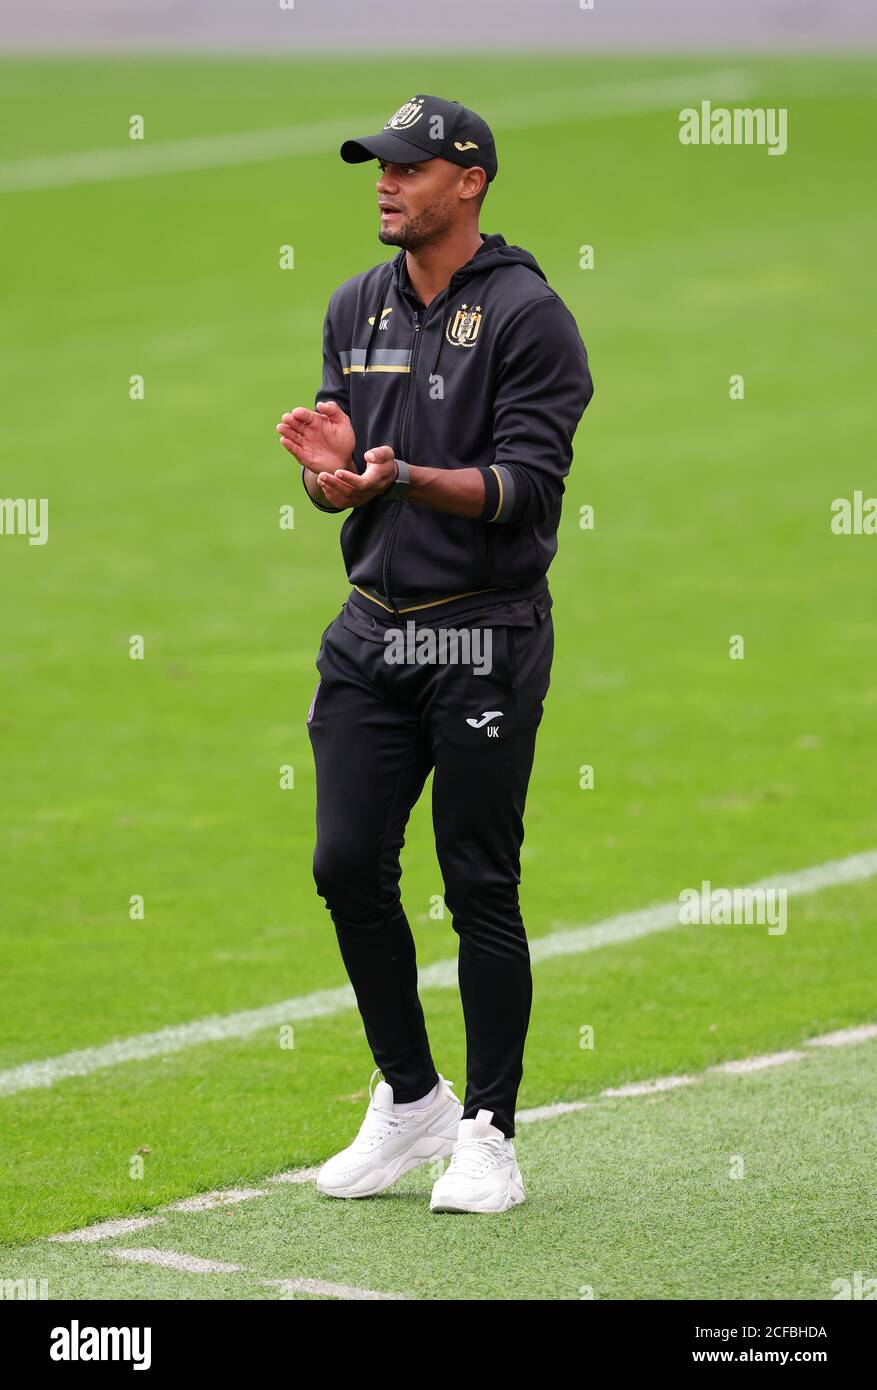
left=275, top=401, right=356, bottom=475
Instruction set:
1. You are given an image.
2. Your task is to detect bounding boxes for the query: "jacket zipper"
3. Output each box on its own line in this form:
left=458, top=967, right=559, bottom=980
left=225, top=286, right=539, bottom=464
left=379, top=306, right=422, bottom=615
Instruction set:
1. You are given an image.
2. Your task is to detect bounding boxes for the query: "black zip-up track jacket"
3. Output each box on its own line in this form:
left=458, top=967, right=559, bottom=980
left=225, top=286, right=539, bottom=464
left=305, top=232, right=594, bottom=614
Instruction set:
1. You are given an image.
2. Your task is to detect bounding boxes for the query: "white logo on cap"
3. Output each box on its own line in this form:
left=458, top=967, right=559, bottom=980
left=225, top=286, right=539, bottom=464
left=385, top=98, right=425, bottom=131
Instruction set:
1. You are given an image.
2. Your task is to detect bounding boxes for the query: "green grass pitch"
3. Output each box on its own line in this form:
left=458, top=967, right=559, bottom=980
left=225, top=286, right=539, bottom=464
left=0, top=54, right=875, bottom=1298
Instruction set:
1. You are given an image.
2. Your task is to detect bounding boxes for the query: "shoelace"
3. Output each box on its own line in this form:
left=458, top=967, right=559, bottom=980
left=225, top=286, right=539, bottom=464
left=447, top=1133, right=508, bottom=1179
left=352, top=1109, right=407, bottom=1150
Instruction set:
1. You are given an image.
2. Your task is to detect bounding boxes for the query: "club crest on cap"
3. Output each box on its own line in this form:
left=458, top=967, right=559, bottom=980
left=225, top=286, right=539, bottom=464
left=385, top=98, right=425, bottom=131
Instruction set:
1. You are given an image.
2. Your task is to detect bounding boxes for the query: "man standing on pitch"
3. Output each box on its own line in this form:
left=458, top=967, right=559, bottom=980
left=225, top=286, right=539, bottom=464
left=276, top=96, right=593, bottom=1213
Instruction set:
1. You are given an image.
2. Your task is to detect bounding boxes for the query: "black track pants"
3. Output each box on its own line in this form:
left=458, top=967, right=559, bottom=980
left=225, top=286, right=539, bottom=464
left=306, top=597, right=554, bottom=1137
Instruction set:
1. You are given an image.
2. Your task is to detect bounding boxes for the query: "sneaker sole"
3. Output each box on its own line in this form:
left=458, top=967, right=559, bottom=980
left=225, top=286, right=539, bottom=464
left=429, top=1167, right=526, bottom=1214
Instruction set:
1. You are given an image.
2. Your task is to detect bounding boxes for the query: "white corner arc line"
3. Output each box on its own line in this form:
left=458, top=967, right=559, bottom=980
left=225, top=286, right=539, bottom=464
left=0, top=70, right=753, bottom=194
left=4, top=847, right=876, bottom=1099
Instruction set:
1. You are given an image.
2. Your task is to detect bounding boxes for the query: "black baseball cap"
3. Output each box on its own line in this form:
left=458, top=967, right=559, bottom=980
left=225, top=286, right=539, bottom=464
left=340, top=95, right=498, bottom=183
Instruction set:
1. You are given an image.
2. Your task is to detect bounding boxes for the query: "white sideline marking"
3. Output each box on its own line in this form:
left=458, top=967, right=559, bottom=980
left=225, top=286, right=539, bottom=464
left=602, top=1074, right=699, bottom=1097
left=54, top=1183, right=301, bottom=1243
left=517, top=1099, right=594, bottom=1123
left=264, top=1277, right=407, bottom=1301
left=46, top=1023, right=876, bottom=1245
left=711, top=1050, right=806, bottom=1075
left=4, top=847, right=876, bottom=1099
left=0, top=70, right=752, bottom=194
left=537, top=848, right=877, bottom=964
left=48, top=1216, right=163, bottom=1243
left=111, top=1247, right=242, bottom=1274
left=268, top=1166, right=322, bottom=1184
left=170, top=1187, right=269, bottom=1212
left=0, top=984, right=357, bottom=1097
left=807, top=1023, right=877, bottom=1048
left=517, top=1022, right=877, bottom=1123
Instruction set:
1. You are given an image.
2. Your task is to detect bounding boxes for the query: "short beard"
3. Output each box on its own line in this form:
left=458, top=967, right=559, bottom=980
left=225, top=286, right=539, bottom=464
left=378, top=196, right=455, bottom=251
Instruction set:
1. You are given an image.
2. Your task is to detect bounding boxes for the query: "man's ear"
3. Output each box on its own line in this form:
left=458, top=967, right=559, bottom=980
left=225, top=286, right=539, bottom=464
left=459, top=167, right=488, bottom=204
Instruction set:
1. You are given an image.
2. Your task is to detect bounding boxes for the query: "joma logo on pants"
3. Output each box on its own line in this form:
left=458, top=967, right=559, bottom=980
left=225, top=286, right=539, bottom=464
left=466, top=711, right=503, bottom=734
left=50, top=1320, right=152, bottom=1370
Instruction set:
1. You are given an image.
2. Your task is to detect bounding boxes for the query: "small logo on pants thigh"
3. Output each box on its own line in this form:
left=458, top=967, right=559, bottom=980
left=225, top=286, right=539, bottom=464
left=465, top=710, right=503, bottom=734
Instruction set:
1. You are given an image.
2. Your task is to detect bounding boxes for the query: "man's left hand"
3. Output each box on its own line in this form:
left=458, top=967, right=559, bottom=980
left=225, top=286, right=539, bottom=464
left=315, top=445, right=398, bottom=509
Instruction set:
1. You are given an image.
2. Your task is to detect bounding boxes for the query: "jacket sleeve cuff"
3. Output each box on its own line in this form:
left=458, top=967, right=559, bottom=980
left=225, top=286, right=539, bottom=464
left=301, top=464, right=345, bottom=513
left=478, top=464, right=518, bottom=524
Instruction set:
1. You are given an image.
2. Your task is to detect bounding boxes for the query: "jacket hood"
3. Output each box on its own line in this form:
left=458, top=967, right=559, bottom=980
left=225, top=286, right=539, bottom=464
left=394, top=232, right=547, bottom=288
left=357, top=233, right=548, bottom=377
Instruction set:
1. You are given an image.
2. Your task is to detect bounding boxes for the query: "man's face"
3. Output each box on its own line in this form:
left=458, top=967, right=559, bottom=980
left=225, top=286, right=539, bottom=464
left=375, top=157, right=468, bottom=250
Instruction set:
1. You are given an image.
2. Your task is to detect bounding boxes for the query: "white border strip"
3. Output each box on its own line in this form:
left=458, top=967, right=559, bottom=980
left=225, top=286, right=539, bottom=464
left=3, top=847, right=876, bottom=1099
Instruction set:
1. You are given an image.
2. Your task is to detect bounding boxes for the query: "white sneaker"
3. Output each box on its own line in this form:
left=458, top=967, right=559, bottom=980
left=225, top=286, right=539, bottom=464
left=429, top=1109, right=525, bottom=1213
left=316, top=1070, right=463, bottom=1199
